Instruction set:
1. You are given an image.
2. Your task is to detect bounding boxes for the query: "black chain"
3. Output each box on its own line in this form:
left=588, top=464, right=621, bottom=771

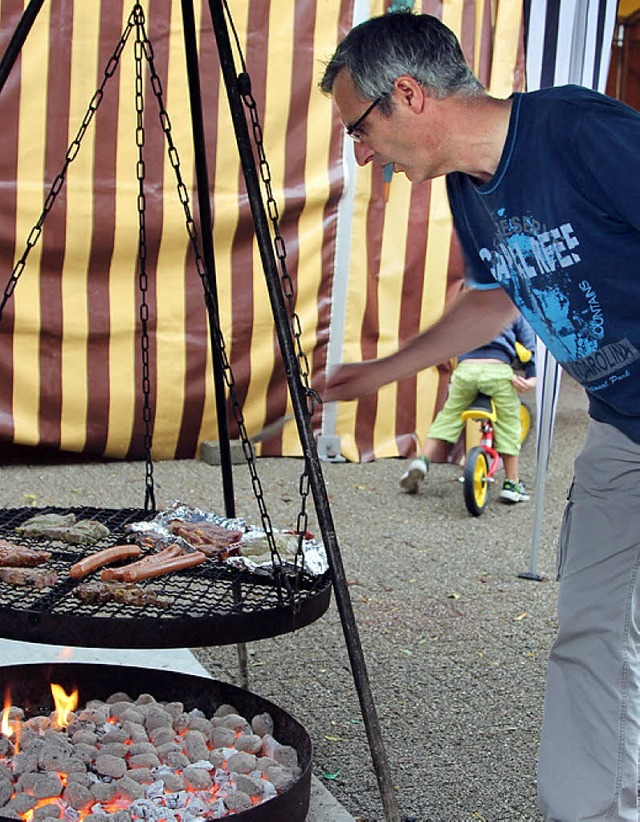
left=220, top=1, right=320, bottom=580
left=0, top=11, right=136, bottom=323
left=133, top=5, right=155, bottom=511
left=236, top=66, right=321, bottom=573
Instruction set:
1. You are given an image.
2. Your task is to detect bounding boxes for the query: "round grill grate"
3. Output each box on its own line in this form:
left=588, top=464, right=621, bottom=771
left=0, top=507, right=332, bottom=648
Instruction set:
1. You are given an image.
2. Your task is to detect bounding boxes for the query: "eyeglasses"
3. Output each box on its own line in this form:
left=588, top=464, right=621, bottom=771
left=345, top=97, right=382, bottom=142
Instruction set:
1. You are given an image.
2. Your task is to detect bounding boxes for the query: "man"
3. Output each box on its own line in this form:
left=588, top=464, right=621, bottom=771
left=320, top=10, right=640, bottom=822
left=400, top=314, right=536, bottom=503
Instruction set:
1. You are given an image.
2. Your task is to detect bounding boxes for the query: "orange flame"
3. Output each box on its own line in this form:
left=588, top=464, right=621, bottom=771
left=50, top=683, right=78, bottom=728
left=1, top=687, right=21, bottom=753
left=1, top=687, right=11, bottom=737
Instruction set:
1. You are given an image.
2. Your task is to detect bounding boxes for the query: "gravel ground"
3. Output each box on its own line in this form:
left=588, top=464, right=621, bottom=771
left=0, top=376, right=589, bottom=822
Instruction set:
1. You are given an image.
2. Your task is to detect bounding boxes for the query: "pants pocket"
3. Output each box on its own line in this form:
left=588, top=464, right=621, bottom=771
left=556, top=480, right=575, bottom=581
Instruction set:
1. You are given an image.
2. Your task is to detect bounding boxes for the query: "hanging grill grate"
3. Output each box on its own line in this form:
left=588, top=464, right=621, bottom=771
left=0, top=507, right=332, bottom=649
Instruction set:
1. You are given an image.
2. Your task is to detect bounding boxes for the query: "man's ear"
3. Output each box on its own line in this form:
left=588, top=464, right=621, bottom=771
left=393, top=75, right=426, bottom=113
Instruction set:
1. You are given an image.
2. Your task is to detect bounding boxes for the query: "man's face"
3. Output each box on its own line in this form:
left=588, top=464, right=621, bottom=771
left=331, top=69, right=446, bottom=184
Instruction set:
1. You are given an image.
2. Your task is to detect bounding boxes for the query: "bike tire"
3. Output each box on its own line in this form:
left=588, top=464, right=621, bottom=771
left=463, top=446, right=490, bottom=517
left=520, top=402, right=531, bottom=445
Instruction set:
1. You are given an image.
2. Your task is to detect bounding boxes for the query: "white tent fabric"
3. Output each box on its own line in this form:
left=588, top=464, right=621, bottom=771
left=522, top=0, right=618, bottom=579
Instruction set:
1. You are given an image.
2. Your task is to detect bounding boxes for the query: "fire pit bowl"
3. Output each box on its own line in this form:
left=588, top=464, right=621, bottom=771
left=0, top=662, right=313, bottom=821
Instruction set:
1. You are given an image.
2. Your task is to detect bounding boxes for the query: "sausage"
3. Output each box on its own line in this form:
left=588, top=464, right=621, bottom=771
left=69, top=544, right=142, bottom=580
left=100, top=544, right=183, bottom=582
left=121, top=551, right=206, bottom=582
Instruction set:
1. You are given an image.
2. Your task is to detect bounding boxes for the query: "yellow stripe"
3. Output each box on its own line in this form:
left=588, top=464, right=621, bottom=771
left=152, top=0, right=200, bottom=458
left=245, top=239, right=275, bottom=449
left=197, top=0, right=250, bottom=449
left=247, top=0, right=297, bottom=451
left=12, top=0, right=52, bottom=446
left=373, top=174, right=413, bottom=456
left=474, top=0, right=486, bottom=75
left=105, top=3, right=145, bottom=457
left=59, top=2, right=101, bottom=452
left=442, top=0, right=464, bottom=38
left=489, top=1, right=523, bottom=97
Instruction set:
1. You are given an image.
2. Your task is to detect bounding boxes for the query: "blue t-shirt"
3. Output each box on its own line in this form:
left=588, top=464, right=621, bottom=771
left=446, top=85, right=640, bottom=443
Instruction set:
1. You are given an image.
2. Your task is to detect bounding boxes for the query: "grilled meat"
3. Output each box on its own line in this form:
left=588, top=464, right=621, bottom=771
left=15, top=513, right=110, bottom=545
left=73, top=580, right=173, bottom=608
left=69, top=544, right=142, bottom=579
left=0, top=567, right=58, bottom=589
left=15, top=512, right=77, bottom=539
left=0, top=539, right=52, bottom=567
left=167, top=520, right=242, bottom=558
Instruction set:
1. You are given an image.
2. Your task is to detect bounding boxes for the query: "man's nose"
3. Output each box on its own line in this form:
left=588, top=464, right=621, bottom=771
left=354, top=141, right=374, bottom=166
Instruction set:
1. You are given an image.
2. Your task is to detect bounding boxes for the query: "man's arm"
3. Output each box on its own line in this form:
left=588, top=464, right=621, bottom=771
left=324, top=287, right=516, bottom=402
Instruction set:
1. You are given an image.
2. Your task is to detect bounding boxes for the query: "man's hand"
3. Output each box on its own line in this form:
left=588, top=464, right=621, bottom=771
left=512, top=375, right=536, bottom=393
left=321, top=287, right=516, bottom=403
left=324, top=360, right=389, bottom=402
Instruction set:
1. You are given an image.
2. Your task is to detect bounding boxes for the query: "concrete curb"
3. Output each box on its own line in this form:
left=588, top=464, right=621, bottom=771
left=307, top=775, right=356, bottom=820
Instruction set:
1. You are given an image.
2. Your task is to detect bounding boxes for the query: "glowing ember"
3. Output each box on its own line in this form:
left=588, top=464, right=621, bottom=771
left=50, top=682, right=78, bottom=728
left=0, top=688, right=300, bottom=820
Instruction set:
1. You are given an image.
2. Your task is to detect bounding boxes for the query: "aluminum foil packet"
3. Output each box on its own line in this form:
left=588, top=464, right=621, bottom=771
left=227, top=528, right=329, bottom=577
left=127, top=501, right=328, bottom=577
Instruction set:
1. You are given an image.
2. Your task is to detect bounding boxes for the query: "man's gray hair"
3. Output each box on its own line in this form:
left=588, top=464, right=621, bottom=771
left=320, top=11, right=483, bottom=112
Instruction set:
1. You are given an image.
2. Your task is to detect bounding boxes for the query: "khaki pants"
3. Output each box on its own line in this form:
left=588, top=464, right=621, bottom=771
left=538, top=421, right=640, bottom=821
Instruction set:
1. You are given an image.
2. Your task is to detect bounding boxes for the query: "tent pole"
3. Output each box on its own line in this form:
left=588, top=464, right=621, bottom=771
left=518, top=460, right=547, bottom=581
left=518, top=350, right=561, bottom=581
left=205, top=2, right=401, bottom=819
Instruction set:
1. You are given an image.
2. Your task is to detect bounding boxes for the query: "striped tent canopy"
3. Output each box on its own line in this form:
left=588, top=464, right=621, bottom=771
left=0, top=0, right=525, bottom=462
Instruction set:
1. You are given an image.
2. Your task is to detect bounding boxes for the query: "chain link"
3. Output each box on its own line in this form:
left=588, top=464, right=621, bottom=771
left=133, top=5, right=155, bottom=511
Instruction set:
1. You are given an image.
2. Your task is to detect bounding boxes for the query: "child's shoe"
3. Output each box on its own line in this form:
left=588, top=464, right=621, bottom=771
left=399, top=457, right=429, bottom=494
left=499, top=479, right=529, bottom=503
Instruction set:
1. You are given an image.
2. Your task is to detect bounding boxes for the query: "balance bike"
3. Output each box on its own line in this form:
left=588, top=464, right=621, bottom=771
left=460, top=393, right=531, bottom=517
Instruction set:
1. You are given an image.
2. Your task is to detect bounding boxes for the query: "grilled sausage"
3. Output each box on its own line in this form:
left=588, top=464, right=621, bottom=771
left=121, top=551, right=205, bottom=582
left=100, top=543, right=183, bottom=582
left=69, top=544, right=142, bottom=580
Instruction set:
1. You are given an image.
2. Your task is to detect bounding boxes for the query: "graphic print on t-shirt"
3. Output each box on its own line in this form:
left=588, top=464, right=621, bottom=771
left=476, top=209, right=639, bottom=392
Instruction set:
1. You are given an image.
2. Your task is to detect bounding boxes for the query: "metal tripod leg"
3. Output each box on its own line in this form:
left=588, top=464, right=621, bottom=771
left=179, top=0, right=249, bottom=687
left=205, top=3, right=400, bottom=818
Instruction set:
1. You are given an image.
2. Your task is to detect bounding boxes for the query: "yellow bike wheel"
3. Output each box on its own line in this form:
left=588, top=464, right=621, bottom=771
left=463, top=446, right=490, bottom=517
left=520, top=402, right=531, bottom=445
